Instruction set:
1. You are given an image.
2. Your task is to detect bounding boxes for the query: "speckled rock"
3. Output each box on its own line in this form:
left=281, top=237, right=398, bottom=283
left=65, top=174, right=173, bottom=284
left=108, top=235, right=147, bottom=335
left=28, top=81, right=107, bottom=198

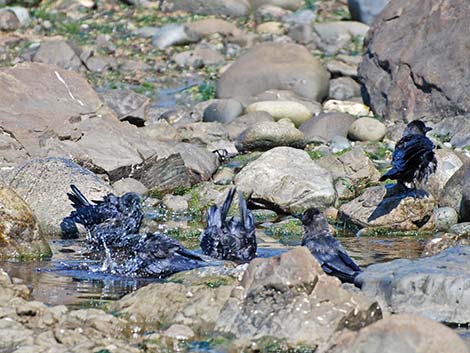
left=433, top=207, right=458, bottom=231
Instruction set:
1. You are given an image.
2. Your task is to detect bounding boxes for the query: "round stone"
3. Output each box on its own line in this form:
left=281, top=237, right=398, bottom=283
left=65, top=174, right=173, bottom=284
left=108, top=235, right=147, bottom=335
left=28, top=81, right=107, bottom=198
left=434, top=207, right=459, bottom=231
left=245, top=100, right=312, bottom=127
left=348, top=117, right=387, bottom=141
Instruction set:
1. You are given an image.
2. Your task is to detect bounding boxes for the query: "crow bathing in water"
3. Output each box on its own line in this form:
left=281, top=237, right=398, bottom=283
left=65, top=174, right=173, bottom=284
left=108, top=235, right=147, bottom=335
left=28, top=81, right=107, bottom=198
left=60, top=185, right=143, bottom=249
left=295, top=208, right=361, bottom=283
left=379, top=120, right=437, bottom=190
left=200, top=188, right=257, bottom=262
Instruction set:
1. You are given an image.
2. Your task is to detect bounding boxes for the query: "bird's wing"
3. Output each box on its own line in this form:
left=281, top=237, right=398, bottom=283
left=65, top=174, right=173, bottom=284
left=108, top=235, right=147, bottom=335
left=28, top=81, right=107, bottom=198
left=220, top=188, right=236, bottom=222
left=392, top=135, right=434, bottom=171
left=67, top=184, right=92, bottom=209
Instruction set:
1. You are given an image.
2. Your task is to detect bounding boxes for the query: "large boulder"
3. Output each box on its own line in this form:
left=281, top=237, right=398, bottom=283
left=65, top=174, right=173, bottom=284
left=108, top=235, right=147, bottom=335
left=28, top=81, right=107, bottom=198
left=440, top=162, right=470, bottom=221
left=356, top=246, right=470, bottom=324
left=217, top=43, right=329, bottom=102
left=359, top=0, right=470, bottom=123
left=216, top=247, right=381, bottom=348
left=326, top=314, right=468, bottom=353
left=7, top=158, right=112, bottom=238
left=0, top=185, right=50, bottom=259
left=161, top=0, right=251, bottom=17
left=235, top=146, right=335, bottom=212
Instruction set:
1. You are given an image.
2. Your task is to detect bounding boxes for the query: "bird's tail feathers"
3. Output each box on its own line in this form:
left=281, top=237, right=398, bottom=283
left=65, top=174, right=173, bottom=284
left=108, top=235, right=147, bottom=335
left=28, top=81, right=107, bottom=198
left=220, top=188, right=236, bottom=221
left=379, top=168, right=397, bottom=182
left=207, top=205, right=222, bottom=228
left=239, top=191, right=254, bottom=230
left=67, top=185, right=91, bottom=208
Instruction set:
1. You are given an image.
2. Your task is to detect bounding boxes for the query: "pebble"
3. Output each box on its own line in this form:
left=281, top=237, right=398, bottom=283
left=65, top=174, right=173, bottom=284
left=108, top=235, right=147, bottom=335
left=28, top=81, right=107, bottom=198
left=348, top=117, right=387, bottom=141
left=434, top=207, right=459, bottom=231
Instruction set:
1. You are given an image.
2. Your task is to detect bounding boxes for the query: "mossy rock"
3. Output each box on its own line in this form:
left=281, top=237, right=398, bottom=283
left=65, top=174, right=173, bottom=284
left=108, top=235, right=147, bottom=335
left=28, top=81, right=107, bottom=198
left=265, top=219, right=303, bottom=245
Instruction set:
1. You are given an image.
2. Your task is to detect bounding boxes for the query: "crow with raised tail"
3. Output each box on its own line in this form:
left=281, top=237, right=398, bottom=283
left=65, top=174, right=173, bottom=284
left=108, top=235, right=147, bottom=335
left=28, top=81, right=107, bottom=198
left=295, top=208, right=361, bottom=283
left=60, top=185, right=143, bottom=249
left=379, top=120, right=437, bottom=191
left=200, top=188, right=257, bottom=263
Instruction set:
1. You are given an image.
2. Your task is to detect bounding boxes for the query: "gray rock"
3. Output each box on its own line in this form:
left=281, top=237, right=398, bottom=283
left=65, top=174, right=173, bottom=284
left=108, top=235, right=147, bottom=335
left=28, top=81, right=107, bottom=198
left=226, top=111, right=275, bottom=140
left=7, top=7, right=31, bottom=27
left=152, top=24, right=200, bottom=49
left=251, top=0, right=303, bottom=11
left=330, top=135, right=352, bottom=153
left=329, top=76, right=361, bottom=100
left=284, top=9, right=316, bottom=25
left=433, top=115, right=470, bottom=149
left=422, top=231, right=470, bottom=257
left=84, top=54, right=117, bottom=72
left=287, top=23, right=314, bottom=44
left=32, top=40, right=84, bottom=72
left=0, top=185, right=50, bottom=259
left=235, top=146, right=335, bottom=212
left=112, top=177, right=148, bottom=195
left=217, top=42, right=330, bottom=102
left=99, top=89, right=150, bottom=126
left=348, top=117, right=387, bottom=141
left=440, top=162, right=470, bottom=221
left=348, top=0, right=390, bottom=25
left=299, top=112, right=356, bottom=143
left=434, top=207, right=459, bottom=231
left=203, top=99, right=244, bottom=124
left=325, top=314, right=468, bottom=353
left=245, top=100, right=312, bottom=127
left=216, top=247, right=381, bottom=347
left=8, top=157, right=112, bottom=237
left=162, top=194, right=188, bottom=213
left=0, top=8, right=20, bottom=31
left=163, top=324, right=195, bottom=340
left=427, top=148, right=463, bottom=198
left=186, top=18, right=241, bottom=37
left=359, top=0, right=470, bottom=122
left=161, top=0, right=251, bottom=17
left=133, top=26, right=159, bottom=38
left=237, top=119, right=306, bottom=151
left=256, top=4, right=291, bottom=21
left=0, top=318, right=34, bottom=351
left=173, top=50, right=204, bottom=68
left=177, top=122, right=229, bottom=145
left=357, top=246, right=470, bottom=324
left=313, top=21, right=369, bottom=55
left=213, top=167, right=235, bottom=185
left=327, top=54, right=361, bottom=77
left=339, top=185, right=436, bottom=231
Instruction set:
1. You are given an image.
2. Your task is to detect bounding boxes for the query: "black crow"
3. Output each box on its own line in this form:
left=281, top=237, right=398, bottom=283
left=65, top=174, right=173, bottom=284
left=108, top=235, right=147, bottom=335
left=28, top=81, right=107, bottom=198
left=61, top=185, right=143, bottom=248
left=296, top=208, right=361, bottom=283
left=105, top=232, right=208, bottom=278
left=200, top=188, right=257, bottom=262
left=379, top=120, right=437, bottom=190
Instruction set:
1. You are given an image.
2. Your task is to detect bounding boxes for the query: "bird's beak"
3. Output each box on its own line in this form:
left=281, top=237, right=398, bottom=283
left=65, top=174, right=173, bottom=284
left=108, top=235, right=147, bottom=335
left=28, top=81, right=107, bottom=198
left=291, top=213, right=302, bottom=220
left=425, top=126, right=432, bottom=132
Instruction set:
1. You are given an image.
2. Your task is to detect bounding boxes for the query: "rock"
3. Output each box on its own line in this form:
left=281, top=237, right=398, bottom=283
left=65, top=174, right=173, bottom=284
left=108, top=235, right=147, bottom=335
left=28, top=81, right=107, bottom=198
left=163, top=324, right=195, bottom=340
left=329, top=77, right=361, bottom=100
left=433, top=115, right=470, bottom=149
left=99, top=89, right=150, bottom=126
left=186, top=19, right=241, bottom=37
left=7, top=157, right=112, bottom=237
left=245, top=100, right=312, bottom=127
left=0, top=8, right=20, bottom=31
left=213, top=167, right=234, bottom=185
left=440, top=162, right=470, bottom=221
left=252, top=0, right=303, bottom=11
left=339, top=185, right=436, bottom=231
left=257, top=21, right=284, bottom=35
left=359, top=0, right=470, bottom=122
left=84, top=54, right=117, bottom=72
left=433, top=207, right=458, bottom=231
left=313, top=21, right=369, bottom=54
left=422, top=232, right=470, bottom=257
left=226, top=111, right=275, bottom=140
left=237, top=119, right=305, bottom=151
left=31, top=40, right=84, bottom=72
left=216, top=247, right=381, bottom=347
left=203, top=99, right=244, bottom=124
left=348, top=0, right=390, bottom=25
left=348, top=117, right=387, bottom=141
left=162, top=194, right=188, bottom=213
left=288, top=23, right=314, bottom=44
left=357, top=246, right=470, bottom=324
left=161, top=0, right=251, bottom=17
left=173, top=50, right=204, bottom=68
left=235, top=147, right=335, bottom=212
left=112, top=177, right=148, bottom=195
left=284, top=9, right=316, bottom=25
left=217, top=42, right=329, bottom=102
left=316, top=147, right=381, bottom=192
left=0, top=132, right=29, bottom=168
left=330, top=135, right=352, bottom=153
left=326, top=314, right=468, bottom=353
left=177, top=122, right=229, bottom=145
left=0, top=185, right=50, bottom=259
left=427, top=148, right=464, bottom=198
left=327, top=54, right=361, bottom=77
left=299, top=112, right=356, bottom=143
left=324, top=100, right=372, bottom=117
left=144, top=120, right=182, bottom=142
left=152, top=24, right=200, bottom=49
left=256, top=4, right=291, bottom=21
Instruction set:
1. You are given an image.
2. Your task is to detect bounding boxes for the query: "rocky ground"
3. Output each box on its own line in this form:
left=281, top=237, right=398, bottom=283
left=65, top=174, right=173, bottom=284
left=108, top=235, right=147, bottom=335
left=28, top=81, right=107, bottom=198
left=1, top=0, right=470, bottom=351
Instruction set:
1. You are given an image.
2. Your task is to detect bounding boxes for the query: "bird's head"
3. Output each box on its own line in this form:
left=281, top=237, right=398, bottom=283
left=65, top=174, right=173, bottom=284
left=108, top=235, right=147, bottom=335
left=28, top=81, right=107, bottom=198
left=119, top=192, right=142, bottom=212
left=404, top=119, right=432, bottom=136
left=293, top=208, right=324, bottom=226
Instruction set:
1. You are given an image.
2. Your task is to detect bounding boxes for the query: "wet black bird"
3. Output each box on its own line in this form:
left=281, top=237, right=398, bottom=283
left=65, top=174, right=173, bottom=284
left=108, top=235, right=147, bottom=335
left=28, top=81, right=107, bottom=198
left=379, top=120, right=437, bottom=190
left=296, top=208, right=361, bottom=283
left=105, top=232, right=208, bottom=278
left=60, top=185, right=143, bottom=249
left=200, top=188, right=257, bottom=262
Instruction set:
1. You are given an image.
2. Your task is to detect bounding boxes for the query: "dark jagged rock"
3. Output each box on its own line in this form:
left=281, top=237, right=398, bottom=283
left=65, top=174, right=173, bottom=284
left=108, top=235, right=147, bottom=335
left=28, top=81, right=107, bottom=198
left=201, top=188, right=256, bottom=262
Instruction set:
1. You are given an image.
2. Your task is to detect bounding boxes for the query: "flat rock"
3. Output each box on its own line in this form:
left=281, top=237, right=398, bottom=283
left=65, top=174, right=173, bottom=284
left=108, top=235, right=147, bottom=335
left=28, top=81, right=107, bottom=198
left=326, top=313, right=468, bottom=353
left=339, top=185, right=436, bottom=231
left=31, top=39, right=85, bottom=72
left=99, top=89, right=150, bottom=126
left=0, top=185, right=50, bottom=259
left=7, top=157, right=112, bottom=238
left=216, top=247, right=381, bottom=348
left=356, top=246, right=470, bottom=324
left=217, top=42, right=329, bottom=102
left=245, top=100, right=312, bottom=127
left=235, top=146, right=335, bottom=212
left=348, top=117, right=387, bottom=141
left=359, top=0, right=470, bottom=122
left=237, top=119, right=305, bottom=151
left=299, top=112, right=356, bottom=143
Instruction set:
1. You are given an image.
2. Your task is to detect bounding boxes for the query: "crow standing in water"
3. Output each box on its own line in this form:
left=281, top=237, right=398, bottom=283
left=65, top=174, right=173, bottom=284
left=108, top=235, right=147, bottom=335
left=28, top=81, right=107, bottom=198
left=60, top=185, right=143, bottom=249
left=200, top=188, right=257, bottom=262
left=379, top=120, right=437, bottom=190
left=295, top=208, right=361, bottom=283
